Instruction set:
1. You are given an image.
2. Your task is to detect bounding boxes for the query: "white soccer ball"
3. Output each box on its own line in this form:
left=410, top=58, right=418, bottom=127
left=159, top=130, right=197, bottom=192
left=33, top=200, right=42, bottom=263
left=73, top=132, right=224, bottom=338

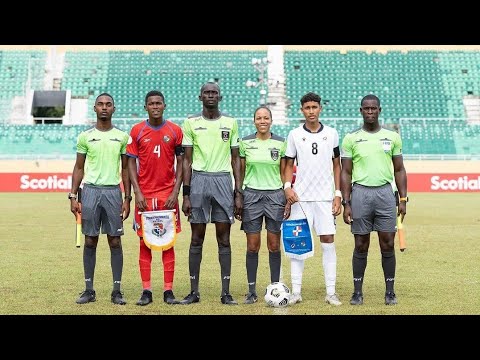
left=264, top=282, right=291, bottom=308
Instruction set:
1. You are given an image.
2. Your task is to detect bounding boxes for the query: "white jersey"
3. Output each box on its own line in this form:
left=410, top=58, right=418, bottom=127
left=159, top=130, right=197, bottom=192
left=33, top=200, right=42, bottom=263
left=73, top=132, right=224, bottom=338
left=285, top=123, right=339, bottom=201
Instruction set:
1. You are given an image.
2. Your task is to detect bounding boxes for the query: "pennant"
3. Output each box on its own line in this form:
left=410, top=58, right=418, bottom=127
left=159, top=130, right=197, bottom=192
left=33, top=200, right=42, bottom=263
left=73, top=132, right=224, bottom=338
left=140, top=210, right=177, bottom=252
left=281, top=217, right=314, bottom=260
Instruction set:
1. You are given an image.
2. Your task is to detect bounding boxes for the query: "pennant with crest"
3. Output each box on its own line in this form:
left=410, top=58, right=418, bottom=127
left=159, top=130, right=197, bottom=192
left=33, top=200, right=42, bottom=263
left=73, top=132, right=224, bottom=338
left=281, top=217, right=314, bottom=260
left=140, top=210, right=177, bottom=251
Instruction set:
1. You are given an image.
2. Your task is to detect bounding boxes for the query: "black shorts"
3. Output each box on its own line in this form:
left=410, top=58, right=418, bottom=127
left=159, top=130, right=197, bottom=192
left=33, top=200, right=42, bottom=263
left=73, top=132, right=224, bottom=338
left=241, top=187, right=285, bottom=233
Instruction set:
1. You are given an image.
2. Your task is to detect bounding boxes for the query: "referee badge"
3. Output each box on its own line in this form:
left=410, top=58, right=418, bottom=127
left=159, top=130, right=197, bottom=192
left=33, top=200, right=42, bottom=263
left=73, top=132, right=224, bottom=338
left=381, top=139, right=392, bottom=152
left=270, top=149, right=279, bottom=161
left=221, top=130, right=230, bottom=142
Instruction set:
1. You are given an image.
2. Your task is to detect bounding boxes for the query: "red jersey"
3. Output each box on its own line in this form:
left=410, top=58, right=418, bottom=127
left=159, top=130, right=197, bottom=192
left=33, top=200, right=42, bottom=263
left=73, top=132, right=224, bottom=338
left=127, top=120, right=183, bottom=198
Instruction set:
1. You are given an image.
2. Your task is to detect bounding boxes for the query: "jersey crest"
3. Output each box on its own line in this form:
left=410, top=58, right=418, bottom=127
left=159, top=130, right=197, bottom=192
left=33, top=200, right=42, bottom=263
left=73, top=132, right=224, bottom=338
left=221, top=130, right=230, bottom=142
left=271, top=149, right=279, bottom=161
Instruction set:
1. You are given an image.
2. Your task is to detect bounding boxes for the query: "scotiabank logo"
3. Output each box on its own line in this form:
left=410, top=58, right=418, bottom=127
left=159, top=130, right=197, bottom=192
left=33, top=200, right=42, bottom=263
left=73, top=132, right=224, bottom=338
left=408, top=173, right=480, bottom=192
left=20, top=174, right=72, bottom=190
left=431, top=175, right=480, bottom=191
left=0, top=173, right=72, bottom=192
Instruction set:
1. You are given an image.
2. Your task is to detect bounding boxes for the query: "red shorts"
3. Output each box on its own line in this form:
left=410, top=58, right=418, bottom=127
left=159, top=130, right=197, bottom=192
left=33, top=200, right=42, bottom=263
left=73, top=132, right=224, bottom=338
left=134, top=196, right=181, bottom=237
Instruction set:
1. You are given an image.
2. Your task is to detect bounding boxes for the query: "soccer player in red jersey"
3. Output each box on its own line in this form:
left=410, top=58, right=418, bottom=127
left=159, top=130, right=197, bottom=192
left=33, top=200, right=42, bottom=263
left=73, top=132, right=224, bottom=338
left=127, top=90, right=184, bottom=305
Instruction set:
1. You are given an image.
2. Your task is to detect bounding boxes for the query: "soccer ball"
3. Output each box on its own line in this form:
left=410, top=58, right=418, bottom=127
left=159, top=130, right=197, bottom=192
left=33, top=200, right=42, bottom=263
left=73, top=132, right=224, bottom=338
left=264, top=282, right=291, bottom=307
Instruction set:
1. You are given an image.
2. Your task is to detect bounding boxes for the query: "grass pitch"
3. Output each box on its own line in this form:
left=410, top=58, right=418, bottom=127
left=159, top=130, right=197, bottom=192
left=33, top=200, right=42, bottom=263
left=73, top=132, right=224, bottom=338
left=0, top=192, right=479, bottom=315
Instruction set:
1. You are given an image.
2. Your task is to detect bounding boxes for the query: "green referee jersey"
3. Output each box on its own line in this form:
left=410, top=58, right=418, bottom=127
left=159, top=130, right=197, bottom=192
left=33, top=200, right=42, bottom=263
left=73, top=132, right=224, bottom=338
left=77, top=126, right=128, bottom=186
left=239, top=133, right=286, bottom=190
left=341, top=127, right=402, bottom=186
left=182, top=113, right=239, bottom=173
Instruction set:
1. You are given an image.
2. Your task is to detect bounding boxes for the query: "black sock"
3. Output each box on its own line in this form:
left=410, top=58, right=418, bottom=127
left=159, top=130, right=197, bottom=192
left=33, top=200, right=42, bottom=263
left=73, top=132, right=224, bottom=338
left=246, top=251, right=258, bottom=294
left=189, top=245, right=203, bottom=293
left=83, top=246, right=96, bottom=291
left=352, top=250, right=368, bottom=293
left=219, top=246, right=232, bottom=294
left=269, top=250, right=281, bottom=283
left=381, top=251, right=396, bottom=293
left=110, top=246, right=123, bottom=291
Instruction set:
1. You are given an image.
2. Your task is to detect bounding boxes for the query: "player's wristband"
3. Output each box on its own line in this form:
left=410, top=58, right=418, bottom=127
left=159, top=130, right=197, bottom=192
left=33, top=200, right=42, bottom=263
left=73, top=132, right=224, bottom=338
left=283, top=182, right=292, bottom=190
left=335, top=190, right=342, bottom=198
left=183, top=185, right=191, bottom=196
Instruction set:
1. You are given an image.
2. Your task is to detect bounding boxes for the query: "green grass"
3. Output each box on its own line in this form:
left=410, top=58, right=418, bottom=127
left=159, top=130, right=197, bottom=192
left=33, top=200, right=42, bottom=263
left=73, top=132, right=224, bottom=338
left=0, top=193, right=479, bottom=315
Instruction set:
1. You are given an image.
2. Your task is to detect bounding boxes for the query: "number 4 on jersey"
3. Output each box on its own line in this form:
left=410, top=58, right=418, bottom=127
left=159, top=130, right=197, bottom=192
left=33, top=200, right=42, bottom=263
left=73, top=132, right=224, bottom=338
left=154, top=145, right=161, bottom=157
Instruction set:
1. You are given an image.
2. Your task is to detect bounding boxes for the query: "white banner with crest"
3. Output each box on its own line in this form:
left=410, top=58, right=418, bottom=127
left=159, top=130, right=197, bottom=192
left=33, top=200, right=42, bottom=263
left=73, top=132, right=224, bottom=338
left=140, top=210, right=177, bottom=251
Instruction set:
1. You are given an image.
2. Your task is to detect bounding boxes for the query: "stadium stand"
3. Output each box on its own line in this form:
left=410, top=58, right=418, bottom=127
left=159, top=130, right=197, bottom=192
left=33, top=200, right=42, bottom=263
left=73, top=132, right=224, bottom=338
left=1, top=47, right=480, bottom=159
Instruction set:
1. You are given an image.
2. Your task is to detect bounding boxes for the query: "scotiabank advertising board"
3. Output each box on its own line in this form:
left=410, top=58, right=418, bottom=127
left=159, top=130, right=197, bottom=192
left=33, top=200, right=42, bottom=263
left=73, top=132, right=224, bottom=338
left=408, top=174, right=480, bottom=192
left=0, top=173, right=73, bottom=192
left=0, top=172, right=479, bottom=193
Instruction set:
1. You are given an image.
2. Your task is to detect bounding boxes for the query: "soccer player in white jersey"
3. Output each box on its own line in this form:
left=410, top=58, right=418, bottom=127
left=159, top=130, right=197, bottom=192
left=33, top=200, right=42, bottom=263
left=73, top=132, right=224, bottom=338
left=283, top=92, right=342, bottom=306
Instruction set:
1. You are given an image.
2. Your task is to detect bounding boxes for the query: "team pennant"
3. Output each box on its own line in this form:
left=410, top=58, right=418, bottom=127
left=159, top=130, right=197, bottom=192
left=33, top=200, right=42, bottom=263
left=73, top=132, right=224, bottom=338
left=281, top=217, right=314, bottom=260
left=140, top=210, right=177, bottom=251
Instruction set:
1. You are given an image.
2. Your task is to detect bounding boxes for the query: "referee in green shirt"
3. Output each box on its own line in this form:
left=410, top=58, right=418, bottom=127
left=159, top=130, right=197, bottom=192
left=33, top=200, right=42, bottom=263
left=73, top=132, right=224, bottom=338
left=238, top=106, right=289, bottom=304
left=180, top=82, right=242, bottom=305
left=341, top=94, right=408, bottom=306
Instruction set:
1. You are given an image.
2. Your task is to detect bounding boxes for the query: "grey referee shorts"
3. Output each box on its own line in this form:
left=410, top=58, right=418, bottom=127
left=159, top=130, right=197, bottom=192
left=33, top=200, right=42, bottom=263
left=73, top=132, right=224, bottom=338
left=241, top=187, right=286, bottom=234
left=81, top=184, right=124, bottom=237
left=350, top=183, right=397, bottom=235
left=189, top=171, right=234, bottom=224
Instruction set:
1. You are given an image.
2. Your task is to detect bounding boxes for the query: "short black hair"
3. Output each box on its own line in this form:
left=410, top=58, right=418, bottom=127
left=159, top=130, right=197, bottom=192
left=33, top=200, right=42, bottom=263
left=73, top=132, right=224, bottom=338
left=300, top=92, right=321, bottom=106
left=361, top=94, right=380, bottom=107
left=96, top=92, right=114, bottom=105
left=253, top=105, right=272, bottom=119
left=200, top=81, right=221, bottom=96
left=145, top=90, right=165, bottom=105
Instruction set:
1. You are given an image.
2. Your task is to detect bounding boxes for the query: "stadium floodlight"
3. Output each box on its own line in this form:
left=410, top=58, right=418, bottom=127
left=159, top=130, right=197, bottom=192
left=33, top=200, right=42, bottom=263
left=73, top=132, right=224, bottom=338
left=246, top=57, right=270, bottom=106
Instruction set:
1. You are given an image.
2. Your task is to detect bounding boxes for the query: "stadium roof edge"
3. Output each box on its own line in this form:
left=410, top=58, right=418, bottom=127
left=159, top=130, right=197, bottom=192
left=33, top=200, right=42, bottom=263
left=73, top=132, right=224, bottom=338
left=3, top=45, right=480, bottom=53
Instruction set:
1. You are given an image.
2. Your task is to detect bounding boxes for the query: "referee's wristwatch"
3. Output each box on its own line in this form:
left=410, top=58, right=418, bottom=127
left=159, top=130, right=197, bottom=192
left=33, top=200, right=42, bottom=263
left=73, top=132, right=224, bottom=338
left=399, top=196, right=409, bottom=203
left=341, top=199, right=351, bottom=206
left=68, top=192, right=77, bottom=200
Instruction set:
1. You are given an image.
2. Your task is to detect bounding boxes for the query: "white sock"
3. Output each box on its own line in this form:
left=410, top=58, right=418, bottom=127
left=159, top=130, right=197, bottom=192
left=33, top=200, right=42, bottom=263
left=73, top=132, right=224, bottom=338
left=322, top=242, right=337, bottom=296
left=290, top=258, right=304, bottom=294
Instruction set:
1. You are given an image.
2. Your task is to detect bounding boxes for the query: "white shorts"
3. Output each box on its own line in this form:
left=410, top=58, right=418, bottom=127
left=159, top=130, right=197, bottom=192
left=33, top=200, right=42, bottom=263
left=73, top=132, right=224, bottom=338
left=289, top=201, right=336, bottom=236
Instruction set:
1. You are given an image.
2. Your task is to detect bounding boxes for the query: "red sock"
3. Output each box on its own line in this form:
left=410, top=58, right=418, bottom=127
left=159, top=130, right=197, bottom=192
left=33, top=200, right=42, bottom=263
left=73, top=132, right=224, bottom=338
left=139, top=239, right=152, bottom=290
left=162, top=247, right=175, bottom=291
